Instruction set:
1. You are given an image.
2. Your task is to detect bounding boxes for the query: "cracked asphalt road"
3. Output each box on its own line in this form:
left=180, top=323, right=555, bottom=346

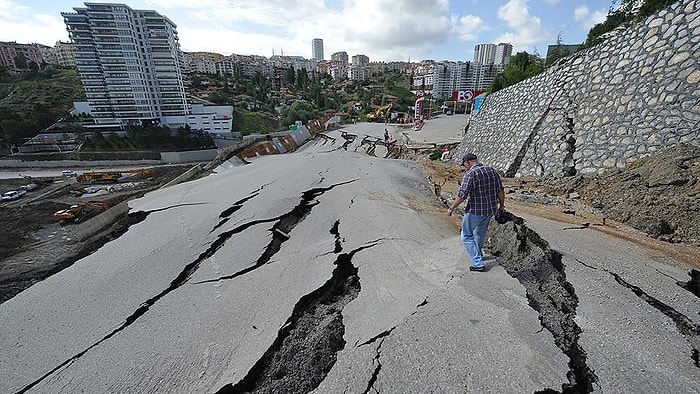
left=0, top=118, right=698, bottom=393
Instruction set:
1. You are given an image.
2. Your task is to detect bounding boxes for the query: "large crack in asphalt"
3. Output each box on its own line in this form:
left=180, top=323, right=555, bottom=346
left=610, top=272, right=700, bottom=368
left=215, top=226, right=377, bottom=394
left=678, top=269, right=700, bottom=300
left=194, top=180, right=354, bottom=284
left=212, top=184, right=271, bottom=232
left=357, top=326, right=397, bottom=394
left=15, top=181, right=353, bottom=393
left=484, top=212, right=598, bottom=394
left=574, top=259, right=700, bottom=368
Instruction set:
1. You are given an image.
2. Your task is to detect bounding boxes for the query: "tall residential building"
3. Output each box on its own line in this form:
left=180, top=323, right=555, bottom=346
left=474, top=44, right=497, bottom=64
left=62, top=2, right=188, bottom=125
left=494, top=43, right=513, bottom=65
left=412, top=60, right=502, bottom=100
left=474, top=43, right=512, bottom=65
left=312, top=38, right=324, bottom=61
left=348, top=54, right=370, bottom=81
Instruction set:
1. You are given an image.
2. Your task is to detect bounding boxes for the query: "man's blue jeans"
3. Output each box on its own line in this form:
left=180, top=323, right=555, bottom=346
left=461, top=213, right=493, bottom=268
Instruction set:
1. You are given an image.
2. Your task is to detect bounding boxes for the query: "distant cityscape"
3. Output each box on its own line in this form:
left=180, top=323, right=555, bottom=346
left=0, top=2, right=515, bottom=134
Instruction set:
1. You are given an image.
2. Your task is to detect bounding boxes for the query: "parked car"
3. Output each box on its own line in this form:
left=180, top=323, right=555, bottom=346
left=20, top=183, right=39, bottom=191
left=62, top=170, right=77, bottom=177
left=1, top=190, right=27, bottom=201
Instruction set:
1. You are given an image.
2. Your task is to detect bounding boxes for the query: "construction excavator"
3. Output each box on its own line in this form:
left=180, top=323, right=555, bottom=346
left=54, top=201, right=110, bottom=223
left=367, top=103, right=392, bottom=122
left=76, top=169, right=152, bottom=183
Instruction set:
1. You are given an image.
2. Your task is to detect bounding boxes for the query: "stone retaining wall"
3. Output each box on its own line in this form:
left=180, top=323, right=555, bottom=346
left=460, top=0, right=699, bottom=176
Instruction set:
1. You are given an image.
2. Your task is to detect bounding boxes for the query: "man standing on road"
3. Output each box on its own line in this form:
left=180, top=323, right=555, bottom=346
left=447, top=153, right=505, bottom=272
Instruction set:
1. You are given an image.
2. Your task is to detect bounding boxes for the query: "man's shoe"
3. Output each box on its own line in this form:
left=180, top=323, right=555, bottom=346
left=469, top=266, right=486, bottom=272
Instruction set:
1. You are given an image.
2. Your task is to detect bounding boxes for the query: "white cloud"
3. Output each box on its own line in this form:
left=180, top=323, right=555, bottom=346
left=0, top=0, right=28, bottom=13
left=574, top=5, right=590, bottom=21
left=495, top=0, right=550, bottom=51
left=588, top=10, right=609, bottom=26
left=151, top=0, right=472, bottom=61
left=0, top=4, right=67, bottom=46
left=454, top=15, right=488, bottom=42
left=574, top=5, right=608, bottom=30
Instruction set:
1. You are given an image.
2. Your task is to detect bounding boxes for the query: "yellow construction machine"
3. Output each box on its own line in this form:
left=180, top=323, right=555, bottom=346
left=54, top=201, right=110, bottom=223
left=76, top=171, right=121, bottom=183
left=76, top=168, right=151, bottom=183
left=367, top=103, right=392, bottom=122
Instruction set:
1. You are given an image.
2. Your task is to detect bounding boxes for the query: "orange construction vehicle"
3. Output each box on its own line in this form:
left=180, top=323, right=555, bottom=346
left=54, top=201, right=110, bottom=223
left=76, top=171, right=121, bottom=183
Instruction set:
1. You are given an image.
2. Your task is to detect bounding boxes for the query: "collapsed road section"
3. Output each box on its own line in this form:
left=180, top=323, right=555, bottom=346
left=216, top=224, right=378, bottom=393
left=15, top=180, right=355, bottom=393
left=485, top=212, right=598, bottom=393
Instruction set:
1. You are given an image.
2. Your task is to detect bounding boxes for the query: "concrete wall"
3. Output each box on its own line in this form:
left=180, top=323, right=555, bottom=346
left=0, top=159, right=162, bottom=168
left=460, top=0, right=700, bottom=177
left=160, top=149, right=218, bottom=163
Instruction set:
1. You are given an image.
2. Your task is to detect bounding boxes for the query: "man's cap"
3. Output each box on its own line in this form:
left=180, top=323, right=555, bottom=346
left=462, top=153, right=477, bottom=163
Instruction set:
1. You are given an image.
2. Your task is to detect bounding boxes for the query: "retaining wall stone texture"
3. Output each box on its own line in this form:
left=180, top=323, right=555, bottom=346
left=460, top=0, right=700, bottom=177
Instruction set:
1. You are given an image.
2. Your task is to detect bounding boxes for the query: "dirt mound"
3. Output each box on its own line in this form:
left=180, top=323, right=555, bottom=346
left=419, top=144, right=700, bottom=244
left=542, top=144, right=700, bottom=243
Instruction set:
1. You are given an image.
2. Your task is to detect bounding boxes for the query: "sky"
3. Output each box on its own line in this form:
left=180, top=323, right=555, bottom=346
left=0, top=0, right=614, bottom=62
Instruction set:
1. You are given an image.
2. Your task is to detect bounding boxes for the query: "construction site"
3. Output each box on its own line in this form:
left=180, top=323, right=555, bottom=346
left=0, top=165, right=195, bottom=303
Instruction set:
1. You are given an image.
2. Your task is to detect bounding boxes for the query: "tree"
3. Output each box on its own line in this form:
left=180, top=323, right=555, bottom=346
left=488, top=51, right=544, bottom=93
left=14, top=54, right=28, bottom=70
left=296, top=68, right=309, bottom=90
left=286, top=66, right=296, bottom=87
left=279, top=100, right=321, bottom=127
left=582, top=0, right=677, bottom=49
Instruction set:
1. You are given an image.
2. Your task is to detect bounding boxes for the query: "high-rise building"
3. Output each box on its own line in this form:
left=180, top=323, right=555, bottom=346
left=494, top=43, right=513, bottom=65
left=473, top=44, right=496, bottom=64
left=62, top=2, right=188, bottom=125
left=412, top=60, right=502, bottom=100
left=474, top=43, right=512, bottom=65
left=312, top=38, right=324, bottom=61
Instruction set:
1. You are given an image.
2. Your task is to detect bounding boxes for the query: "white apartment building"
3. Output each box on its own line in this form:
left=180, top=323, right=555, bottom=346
left=413, top=61, right=502, bottom=100
left=55, top=41, right=77, bottom=68
left=494, top=43, right=513, bottom=65
left=474, top=43, right=512, bottom=65
left=351, top=54, right=369, bottom=67
left=348, top=54, right=370, bottom=81
left=62, top=2, right=189, bottom=126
